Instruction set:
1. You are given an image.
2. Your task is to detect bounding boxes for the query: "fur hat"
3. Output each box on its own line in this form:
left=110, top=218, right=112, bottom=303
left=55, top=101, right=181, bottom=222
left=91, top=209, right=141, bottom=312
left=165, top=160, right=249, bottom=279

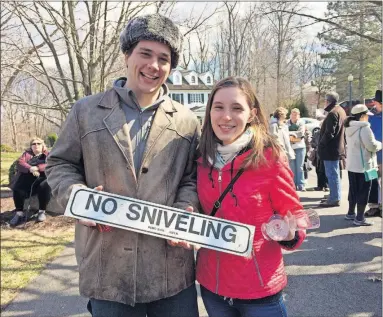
left=120, top=14, right=183, bottom=69
left=374, top=90, right=382, bottom=103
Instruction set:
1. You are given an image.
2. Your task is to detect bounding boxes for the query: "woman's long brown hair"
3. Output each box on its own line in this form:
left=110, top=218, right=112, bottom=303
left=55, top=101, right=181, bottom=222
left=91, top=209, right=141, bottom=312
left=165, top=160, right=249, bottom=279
left=199, top=76, right=282, bottom=169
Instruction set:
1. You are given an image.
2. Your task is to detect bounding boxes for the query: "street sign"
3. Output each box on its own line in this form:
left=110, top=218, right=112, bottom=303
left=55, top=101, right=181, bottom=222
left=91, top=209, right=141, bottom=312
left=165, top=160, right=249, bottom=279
left=65, top=185, right=255, bottom=257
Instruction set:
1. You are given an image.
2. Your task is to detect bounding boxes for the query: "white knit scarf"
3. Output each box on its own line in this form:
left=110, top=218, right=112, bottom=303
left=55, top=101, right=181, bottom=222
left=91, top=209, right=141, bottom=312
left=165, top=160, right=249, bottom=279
left=209, top=129, right=253, bottom=169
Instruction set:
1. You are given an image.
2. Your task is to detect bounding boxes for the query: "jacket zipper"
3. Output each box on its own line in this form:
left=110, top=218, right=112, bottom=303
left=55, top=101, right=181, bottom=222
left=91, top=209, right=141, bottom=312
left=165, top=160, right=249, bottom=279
left=218, top=169, right=222, bottom=195
left=252, top=249, right=264, bottom=287
left=215, top=252, right=220, bottom=293
left=215, top=169, right=222, bottom=294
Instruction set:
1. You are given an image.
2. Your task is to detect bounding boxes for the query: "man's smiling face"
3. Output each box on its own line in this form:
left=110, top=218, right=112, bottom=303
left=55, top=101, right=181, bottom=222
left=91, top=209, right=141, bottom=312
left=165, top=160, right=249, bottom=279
left=125, top=40, right=171, bottom=96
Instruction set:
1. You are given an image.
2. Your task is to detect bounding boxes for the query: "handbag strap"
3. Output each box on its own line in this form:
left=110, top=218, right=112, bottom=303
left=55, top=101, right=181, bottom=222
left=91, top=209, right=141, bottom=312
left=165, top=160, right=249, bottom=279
left=210, top=168, right=245, bottom=217
left=359, top=128, right=376, bottom=171
left=359, top=129, right=366, bottom=171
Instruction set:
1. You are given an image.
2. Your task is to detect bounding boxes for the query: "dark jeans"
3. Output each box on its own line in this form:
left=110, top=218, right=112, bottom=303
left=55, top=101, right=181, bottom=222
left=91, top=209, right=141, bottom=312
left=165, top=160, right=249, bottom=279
left=347, top=172, right=372, bottom=220
left=200, top=285, right=287, bottom=317
left=88, top=284, right=199, bottom=317
left=316, top=159, right=328, bottom=188
left=368, top=178, right=379, bottom=205
left=12, top=173, right=51, bottom=210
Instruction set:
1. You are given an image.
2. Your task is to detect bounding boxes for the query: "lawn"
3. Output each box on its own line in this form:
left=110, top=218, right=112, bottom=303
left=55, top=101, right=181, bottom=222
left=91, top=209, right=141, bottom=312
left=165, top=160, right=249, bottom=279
left=1, top=152, right=21, bottom=186
left=0, top=198, right=75, bottom=310
left=0, top=152, right=76, bottom=310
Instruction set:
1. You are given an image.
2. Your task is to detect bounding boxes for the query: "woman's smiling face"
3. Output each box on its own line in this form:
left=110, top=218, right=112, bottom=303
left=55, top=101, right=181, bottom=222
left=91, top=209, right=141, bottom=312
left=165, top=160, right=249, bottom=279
left=210, top=87, right=256, bottom=145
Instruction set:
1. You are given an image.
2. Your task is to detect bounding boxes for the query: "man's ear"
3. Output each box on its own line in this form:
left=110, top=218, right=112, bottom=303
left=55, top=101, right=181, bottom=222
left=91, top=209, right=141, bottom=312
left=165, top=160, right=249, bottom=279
left=248, top=108, right=257, bottom=123
left=124, top=53, right=129, bottom=68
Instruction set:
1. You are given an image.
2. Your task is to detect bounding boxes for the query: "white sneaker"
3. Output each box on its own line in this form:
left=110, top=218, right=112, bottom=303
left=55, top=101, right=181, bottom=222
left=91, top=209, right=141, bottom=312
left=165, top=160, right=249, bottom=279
left=37, top=210, right=46, bottom=222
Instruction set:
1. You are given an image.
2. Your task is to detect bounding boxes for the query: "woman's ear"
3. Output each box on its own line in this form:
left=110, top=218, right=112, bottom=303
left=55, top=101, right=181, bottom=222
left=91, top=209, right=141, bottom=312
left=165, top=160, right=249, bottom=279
left=248, top=108, right=257, bottom=123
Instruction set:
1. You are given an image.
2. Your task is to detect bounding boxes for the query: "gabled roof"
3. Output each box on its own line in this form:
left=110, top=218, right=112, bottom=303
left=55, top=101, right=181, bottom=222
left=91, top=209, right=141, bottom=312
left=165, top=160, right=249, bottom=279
left=199, top=71, right=212, bottom=76
left=166, top=77, right=213, bottom=91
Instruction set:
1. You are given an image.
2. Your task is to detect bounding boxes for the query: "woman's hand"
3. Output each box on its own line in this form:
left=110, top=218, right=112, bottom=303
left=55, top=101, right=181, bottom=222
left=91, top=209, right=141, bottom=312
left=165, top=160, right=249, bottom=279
left=167, top=206, right=196, bottom=250
left=32, top=171, right=40, bottom=177
left=29, top=166, right=38, bottom=173
left=280, top=211, right=296, bottom=241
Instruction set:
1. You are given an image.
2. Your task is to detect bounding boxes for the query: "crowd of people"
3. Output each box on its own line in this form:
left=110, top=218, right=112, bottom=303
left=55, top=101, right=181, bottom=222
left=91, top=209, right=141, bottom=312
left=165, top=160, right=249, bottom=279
left=269, top=90, right=382, bottom=226
left=7, top=13, right=382, bottom=317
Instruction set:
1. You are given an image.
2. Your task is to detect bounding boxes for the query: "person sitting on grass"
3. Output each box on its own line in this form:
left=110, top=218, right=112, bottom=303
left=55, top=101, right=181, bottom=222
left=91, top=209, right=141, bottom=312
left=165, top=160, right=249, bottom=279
left=9, top=137, right=51, bottom=226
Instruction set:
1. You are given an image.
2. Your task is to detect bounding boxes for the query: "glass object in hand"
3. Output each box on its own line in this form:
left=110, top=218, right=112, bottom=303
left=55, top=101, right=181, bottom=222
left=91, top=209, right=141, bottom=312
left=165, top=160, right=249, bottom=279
left=261, top=209, right=320, bottom=241
left=294, top=209, right=320, bottom=230
left=261, top=215, right=290, bottom=241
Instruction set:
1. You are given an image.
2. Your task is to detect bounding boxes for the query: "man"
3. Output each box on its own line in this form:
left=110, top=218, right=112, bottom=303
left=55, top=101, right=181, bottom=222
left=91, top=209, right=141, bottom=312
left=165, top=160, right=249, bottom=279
left=287, top=108, right=307, bottom=191
left=318, top=91, right=347, bottom=207
left=366, top=89, right=382, bottom=217
left=46, top=14, right=200, bottom=317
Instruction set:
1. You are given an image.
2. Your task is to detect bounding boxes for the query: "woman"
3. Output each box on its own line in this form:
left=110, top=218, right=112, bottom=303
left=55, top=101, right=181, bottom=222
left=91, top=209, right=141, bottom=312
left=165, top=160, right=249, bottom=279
left=269, top=107, right=295, bottom=161
left=344, top=104, right=381, bottom=226
left=287, top=108, right=307, bottom=191
left=10, top=137, right=51, bottom=226
left=196, top=77, right=306, bottom=317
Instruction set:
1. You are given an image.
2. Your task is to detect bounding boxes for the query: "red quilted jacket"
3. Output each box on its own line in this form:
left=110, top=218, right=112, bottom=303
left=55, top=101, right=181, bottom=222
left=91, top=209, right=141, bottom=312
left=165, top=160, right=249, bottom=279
left=196, top=148, right=306, bottom=299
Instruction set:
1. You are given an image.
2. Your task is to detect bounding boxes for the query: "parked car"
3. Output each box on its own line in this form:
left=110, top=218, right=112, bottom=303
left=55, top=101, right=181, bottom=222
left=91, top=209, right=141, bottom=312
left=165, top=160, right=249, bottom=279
left=300, top=117, right=320, bottom=133
left=339, top=99, right=374, bottom=116
left=339, top=100, right=360, bottom=116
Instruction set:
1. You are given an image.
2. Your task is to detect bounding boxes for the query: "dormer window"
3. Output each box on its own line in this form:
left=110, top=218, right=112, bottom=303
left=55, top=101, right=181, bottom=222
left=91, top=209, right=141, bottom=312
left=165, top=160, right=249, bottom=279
left=191, top=76, right=196, bottom=84
left=206, top=76, right=211, bottom=84
left=174, top=74, right=181, bottom=85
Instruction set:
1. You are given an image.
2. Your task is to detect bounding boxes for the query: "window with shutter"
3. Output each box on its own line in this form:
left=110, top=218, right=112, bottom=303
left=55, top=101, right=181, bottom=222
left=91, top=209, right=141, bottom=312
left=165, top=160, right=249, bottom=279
left=171, top=93, right=184, bottom=104
left=189, top=94, right=203, bottom=103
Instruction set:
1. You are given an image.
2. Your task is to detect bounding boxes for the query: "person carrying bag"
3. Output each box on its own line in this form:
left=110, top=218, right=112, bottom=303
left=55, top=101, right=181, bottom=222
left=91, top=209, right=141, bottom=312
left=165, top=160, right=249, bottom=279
left=344, top=104, right=381, bottom=226
left=196, top=77, right=306, bottom=317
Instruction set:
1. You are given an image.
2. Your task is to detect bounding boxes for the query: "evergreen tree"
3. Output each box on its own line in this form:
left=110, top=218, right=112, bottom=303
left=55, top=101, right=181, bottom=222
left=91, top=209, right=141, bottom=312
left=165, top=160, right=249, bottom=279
left=319, top=2, right=382, bottom=102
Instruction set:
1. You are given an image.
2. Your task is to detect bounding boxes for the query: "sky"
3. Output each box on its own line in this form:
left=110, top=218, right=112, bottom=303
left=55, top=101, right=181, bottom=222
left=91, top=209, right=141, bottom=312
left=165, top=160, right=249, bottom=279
left=34, top=1, right=328, bottom=69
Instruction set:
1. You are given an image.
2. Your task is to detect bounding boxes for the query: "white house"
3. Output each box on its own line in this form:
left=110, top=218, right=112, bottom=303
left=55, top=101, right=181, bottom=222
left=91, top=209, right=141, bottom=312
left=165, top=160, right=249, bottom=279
left=166, top=69, right=215, bottom=109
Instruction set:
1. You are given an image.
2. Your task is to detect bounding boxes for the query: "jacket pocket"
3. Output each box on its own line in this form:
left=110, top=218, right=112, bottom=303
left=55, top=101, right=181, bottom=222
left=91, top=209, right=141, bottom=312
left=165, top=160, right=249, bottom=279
left=75, top=224, right=92, bottom=267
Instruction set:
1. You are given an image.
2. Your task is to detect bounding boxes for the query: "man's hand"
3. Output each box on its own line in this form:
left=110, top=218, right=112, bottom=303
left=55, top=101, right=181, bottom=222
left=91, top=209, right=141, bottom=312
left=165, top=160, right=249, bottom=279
left=167, top=206, right=197, bottom=250
left=78, top=185, right=103, bottom=227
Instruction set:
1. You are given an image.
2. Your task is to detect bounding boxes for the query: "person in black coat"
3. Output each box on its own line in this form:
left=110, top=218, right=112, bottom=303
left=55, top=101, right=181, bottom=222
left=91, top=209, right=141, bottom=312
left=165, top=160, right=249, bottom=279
left=318, top=91, right=347, bottom=207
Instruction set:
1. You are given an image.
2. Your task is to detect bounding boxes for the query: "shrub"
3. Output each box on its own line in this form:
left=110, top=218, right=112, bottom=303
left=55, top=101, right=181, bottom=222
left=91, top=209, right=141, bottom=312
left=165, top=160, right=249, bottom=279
left=8, top=159, right=18, bottom=185
left=1, top=144, right=14, bottom=152
left=46, top=133, right=58, bottom=147
left=287, top=99, right=310, bottom=118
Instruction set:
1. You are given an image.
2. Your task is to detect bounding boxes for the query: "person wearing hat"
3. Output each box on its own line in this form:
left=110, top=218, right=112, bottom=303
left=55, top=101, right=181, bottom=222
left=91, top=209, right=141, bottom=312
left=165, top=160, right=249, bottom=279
left=366, top=90, right=382, bottom=217
left=344, top=104, right=381, bottom=225
left=318, top=91, right=347, bottom=207
left=46, top=14, right=200, bottom=316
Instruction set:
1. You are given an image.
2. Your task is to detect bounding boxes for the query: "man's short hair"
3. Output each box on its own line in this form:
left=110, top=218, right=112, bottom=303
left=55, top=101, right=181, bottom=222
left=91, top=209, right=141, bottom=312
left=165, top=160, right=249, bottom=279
left=325, top=91, right=339, bottom=103
left=273, top=107, right=288, bottom=120
left=290, top=108, right=300, bottom=114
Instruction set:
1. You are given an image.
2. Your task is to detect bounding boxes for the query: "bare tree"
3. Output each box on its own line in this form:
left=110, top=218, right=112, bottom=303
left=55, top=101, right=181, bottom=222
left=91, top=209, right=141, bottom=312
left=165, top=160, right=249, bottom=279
left=2, top=1, right=153, bottom=120
left=262, top=1, right=304, bottom=107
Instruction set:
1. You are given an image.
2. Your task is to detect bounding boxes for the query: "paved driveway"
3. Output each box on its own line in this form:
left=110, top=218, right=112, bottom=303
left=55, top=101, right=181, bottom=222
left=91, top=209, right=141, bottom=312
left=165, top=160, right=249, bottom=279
left=2, top=173, right=381, bottom=317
